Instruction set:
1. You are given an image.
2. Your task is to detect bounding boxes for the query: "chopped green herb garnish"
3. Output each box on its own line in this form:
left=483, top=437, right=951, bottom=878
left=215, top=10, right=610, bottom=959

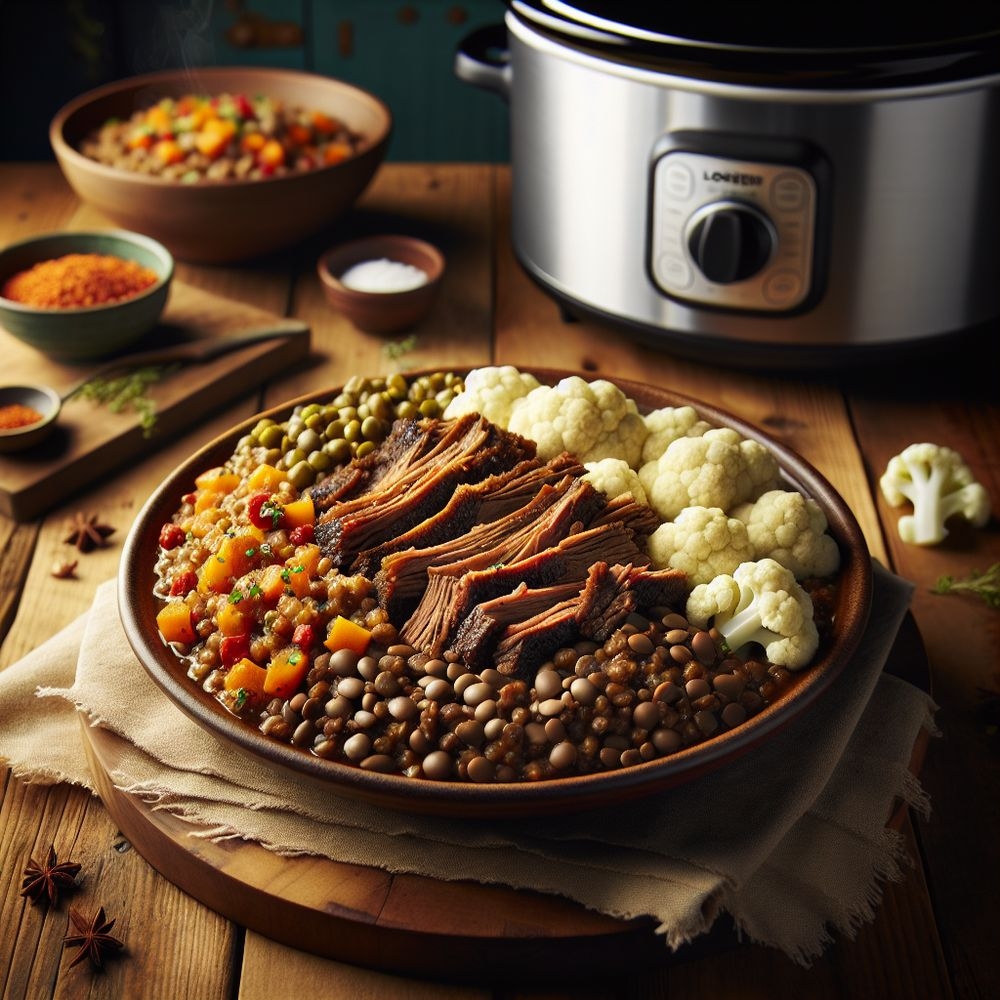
left=69, top=364, right=178, bottom=437
left=234, top=688, right=249, bottom=710
left=933, top=563, right=1000, bottom=609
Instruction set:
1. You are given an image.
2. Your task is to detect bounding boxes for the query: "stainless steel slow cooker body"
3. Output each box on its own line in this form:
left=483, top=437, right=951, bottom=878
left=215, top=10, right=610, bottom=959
left=457, top=3, right=1000, bottom=358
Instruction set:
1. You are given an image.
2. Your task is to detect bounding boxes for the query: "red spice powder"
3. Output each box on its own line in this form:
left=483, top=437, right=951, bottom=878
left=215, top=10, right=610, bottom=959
left=0, top=403, right=44, bottom=430
left=1, top=252, right=158, bottom=308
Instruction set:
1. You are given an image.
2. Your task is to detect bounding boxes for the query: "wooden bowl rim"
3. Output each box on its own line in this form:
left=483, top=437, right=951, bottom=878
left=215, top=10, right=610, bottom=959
left=49, top=65, right=393, bottom=191
left=119, top=368, right=872, bottom=818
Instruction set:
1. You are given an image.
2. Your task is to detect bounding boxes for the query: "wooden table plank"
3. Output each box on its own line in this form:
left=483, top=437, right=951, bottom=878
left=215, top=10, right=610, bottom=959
left=0, top=162, right=979, bottom=999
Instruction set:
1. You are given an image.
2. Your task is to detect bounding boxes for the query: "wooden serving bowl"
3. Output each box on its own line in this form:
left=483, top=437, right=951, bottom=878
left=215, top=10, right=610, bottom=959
left=119, top=369, right=872, bottom=817
left=51, top=67, right=391, bottom=264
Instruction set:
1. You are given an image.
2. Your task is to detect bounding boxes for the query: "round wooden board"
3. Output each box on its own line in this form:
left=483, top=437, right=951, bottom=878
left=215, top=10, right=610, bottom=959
left=80, top=615, right=930, bottom=984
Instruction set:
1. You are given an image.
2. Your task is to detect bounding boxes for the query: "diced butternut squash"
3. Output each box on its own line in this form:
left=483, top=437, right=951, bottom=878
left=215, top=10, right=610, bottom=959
left=240, top=131, right=266, bottom=153
left=258, top=563, right=288, bottom=603
left=195, top=118, right=236, bottom=158
left=282, top=544, right=319, bottom=599
left=263, top=647, right=310, bottom=699
left=324, top=615, right=372, bottom=655
left=247, top=464, right=287, bottom=492
left=217, top=599, right=255, bottom=637
left=258, top=138, right=285, bottom=168
left=198, top=533, right=266, bottom=593
left=224, top=657, right=268, bottom=704
left=156, top=602, right=196, bottom=645
left=153, top=139, right=184, bottom=164
left=322, top=142, right=352, bottom=166
left=195, top=468, right=241, bottom=493
left=281, top=495, right=314, bottom=529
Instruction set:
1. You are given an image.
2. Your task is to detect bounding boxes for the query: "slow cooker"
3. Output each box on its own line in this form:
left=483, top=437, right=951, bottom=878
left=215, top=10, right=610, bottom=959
left=456, top=2, right=1000, bottom=363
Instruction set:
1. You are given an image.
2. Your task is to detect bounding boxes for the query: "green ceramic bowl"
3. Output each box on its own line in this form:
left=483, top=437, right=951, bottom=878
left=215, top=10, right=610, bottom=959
left=0, top=230, right=174, bottom=361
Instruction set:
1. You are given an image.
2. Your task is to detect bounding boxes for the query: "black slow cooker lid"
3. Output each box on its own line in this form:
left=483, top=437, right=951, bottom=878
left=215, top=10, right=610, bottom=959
left=509, top=0, right=1000, bottom=88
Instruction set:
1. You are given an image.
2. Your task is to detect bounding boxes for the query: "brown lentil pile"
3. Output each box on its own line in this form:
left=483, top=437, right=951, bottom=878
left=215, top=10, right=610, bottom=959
left=2, top=253, right=159, bottom=308
left=252, top=607, right=800, bottom=783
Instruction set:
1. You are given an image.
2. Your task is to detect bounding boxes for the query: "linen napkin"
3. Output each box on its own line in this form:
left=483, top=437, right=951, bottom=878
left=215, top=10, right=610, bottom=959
left=0, top=564, right=936, bottom=964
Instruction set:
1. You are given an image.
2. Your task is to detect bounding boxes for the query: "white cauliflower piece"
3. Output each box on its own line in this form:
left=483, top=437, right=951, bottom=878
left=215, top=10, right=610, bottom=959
left=732, top=489, right=840, bottom=580
left=583, top=458, right=648, bottom=504
left=638, top=427, right=780, bottom=521
left=507, top=376, right=648, bottom=467
left=442, top=365, right=541, bottom=427
left=647, top=506, right=754, bottom=585
left=641, top=405, right=712, bottom=464
left=686, top=558, right=819, bottom=670
left=879, top=442, right=991, bottom=546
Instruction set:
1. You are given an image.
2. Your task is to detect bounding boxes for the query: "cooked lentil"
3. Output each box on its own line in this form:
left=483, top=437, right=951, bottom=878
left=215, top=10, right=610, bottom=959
left=153, top=370, right=837, bottom=784
left=2, top=253, right=158, bottom=308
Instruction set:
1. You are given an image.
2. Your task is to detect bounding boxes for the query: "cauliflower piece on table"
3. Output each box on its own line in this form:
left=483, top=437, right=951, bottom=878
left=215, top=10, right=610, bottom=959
left=647, top=506, right=754, bottom=585
left=583, top=458, right=648, bottom=504
left=442, top=365, right=541, bottom=428
left=686, top=558, right=819, bottom=670
left=641, top=405, right=712, bottom=465
left=507, top=375, right=648, bottom=467
left=732, top=489, right=840, bottom=580
left=879, top=442, right=991, bottom=546
left=638, top=427, right=781, bottom=522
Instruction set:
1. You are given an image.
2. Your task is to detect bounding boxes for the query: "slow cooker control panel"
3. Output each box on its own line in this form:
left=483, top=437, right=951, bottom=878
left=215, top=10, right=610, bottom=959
left=650, top=150, right=817, bottom=312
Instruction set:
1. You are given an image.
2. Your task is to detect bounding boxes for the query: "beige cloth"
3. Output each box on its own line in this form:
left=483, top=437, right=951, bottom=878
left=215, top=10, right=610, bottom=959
left=0, top=565, right=935, bottom=964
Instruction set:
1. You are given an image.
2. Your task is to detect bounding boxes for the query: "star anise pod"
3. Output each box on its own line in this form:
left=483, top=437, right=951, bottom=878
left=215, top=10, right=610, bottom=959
left=63, top=906, right=125, bottom=969
left=20, top=845, right=82, bottom=906
left=64, top=512, right=116, bottom=553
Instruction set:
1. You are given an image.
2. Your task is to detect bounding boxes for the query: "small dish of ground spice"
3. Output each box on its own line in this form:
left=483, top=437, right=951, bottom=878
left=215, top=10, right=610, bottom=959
left=0, top=229, right=173, bottom=361
left=0, top=384, right=61, bottom=453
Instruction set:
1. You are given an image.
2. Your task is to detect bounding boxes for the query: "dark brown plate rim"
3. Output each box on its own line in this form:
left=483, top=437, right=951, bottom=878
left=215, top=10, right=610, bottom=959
left=118, top=368, right=872, bottom=818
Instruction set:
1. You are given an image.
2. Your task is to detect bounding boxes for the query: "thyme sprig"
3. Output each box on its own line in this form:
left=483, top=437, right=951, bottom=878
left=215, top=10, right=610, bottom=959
left=69, top=364, right=178, bottom=437
left=933, top=563, right=1000, bottom=609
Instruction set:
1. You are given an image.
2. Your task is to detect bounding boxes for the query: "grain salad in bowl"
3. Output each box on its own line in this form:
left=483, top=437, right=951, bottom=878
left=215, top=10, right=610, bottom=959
left=131, top=367, right=869, bottom=812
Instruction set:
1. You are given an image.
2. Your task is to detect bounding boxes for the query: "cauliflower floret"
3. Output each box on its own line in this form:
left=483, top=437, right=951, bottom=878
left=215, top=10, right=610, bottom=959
left=641, top=405, right=712, bottom=464
left=583, top=458, right=648, bottom=504
left=442, top=365, right=541, bottom=428
left=686, top=558, right=819, bottom=670
left=507, top=376, right=648, bottom=467
left=732, top=489, right=840, bottom=580
left=879, top=442, right=991, bottom=546
left=638, top=427, right=780, bottom=522
left=647, top=506, right=754, bottom=585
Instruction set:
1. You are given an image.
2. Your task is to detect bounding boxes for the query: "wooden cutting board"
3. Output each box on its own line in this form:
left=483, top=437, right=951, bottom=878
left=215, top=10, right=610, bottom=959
left=0, top=281, right=310, bottom=521
left=79, top=615, right=930, bottom=984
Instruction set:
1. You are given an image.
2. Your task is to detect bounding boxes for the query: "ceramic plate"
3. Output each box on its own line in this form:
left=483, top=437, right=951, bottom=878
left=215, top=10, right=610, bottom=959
left=119, top=369, right=872, bottom=817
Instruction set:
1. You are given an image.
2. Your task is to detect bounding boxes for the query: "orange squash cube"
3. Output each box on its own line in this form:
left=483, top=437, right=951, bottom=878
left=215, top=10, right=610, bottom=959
left=156, top=602, right=196, bottom=645
left=263, top=647, right=310, bottom=699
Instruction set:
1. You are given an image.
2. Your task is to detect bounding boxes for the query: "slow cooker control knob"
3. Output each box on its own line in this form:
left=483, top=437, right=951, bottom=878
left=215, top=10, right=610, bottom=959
left=687, top=203, right=776, bottom=284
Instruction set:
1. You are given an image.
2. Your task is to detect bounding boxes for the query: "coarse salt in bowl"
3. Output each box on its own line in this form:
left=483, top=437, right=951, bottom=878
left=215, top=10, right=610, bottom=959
left=317, top=235, right=445, bottom=335
left=340, top=258, right=430, bottom=293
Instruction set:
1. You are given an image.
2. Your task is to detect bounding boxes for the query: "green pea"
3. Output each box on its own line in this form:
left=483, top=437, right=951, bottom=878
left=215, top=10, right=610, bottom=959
left=324, top=419, right=345, bottom=441
left=355, top=440, right=376, bottom=459
left=360, top=415, right=383, bottom=441
left=396, top=400, right=418, bottom=420
left=343, top=419, right=362, bottom=444
left=287, top=460, right=315, bottom=490
left=418, top=399, right=440, bottom=418
left=324, top=438, right=352, bottom=463
left=307, top=450, right=332, bottom=472
left=258, top=424, right=284, bottom=449
left=284, top=447, right=306, bottom=467
left=296, top=428, right=322, bottom=454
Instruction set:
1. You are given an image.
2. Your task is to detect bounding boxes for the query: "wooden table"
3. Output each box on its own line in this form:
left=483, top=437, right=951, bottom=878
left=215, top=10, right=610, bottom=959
left=1, top=162, right=996, bottom=1000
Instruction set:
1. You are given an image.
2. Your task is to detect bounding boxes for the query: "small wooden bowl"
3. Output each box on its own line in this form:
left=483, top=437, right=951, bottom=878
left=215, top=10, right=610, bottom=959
left=0, top=384, right=62, bottom=452
left=317, top=235, right=445, bottom=334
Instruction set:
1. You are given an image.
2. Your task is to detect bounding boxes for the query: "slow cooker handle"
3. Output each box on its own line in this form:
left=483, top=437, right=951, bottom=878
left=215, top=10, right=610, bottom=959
left=454, top=24, right=511, bottom=101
